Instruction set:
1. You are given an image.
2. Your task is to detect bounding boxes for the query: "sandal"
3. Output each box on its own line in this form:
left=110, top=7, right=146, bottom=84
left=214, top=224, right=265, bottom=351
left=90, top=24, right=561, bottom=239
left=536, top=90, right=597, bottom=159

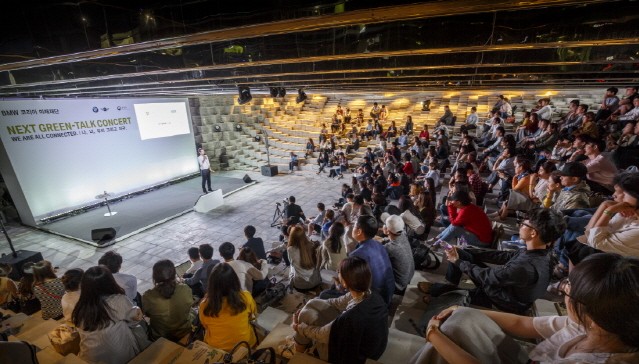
left=417, top=281, right=432, bottom=294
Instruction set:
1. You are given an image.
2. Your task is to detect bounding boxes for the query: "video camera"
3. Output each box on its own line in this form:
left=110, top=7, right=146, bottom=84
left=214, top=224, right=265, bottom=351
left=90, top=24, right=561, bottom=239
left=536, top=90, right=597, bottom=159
left=276, top=197, right=290, bottom=207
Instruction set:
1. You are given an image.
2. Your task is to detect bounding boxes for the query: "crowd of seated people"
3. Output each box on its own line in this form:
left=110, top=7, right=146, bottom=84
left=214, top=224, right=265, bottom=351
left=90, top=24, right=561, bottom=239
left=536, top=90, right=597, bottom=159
left=2, top=89, right=639, bottom=364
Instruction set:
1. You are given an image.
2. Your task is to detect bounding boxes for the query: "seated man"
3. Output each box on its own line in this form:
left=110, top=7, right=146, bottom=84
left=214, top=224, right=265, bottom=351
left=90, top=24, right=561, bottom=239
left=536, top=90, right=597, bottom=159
left=306, top=203, right=327, bottom=236
left=243, top=225, right=266, bottom=260
left=182, top=243, right=220, bottom=298
left=183, top=247, right=202, bottom=278
left=98, top=250, right=138, bottom=304
left=350, top=215, right=395, bottom=306
left=281, top=195, right=306, bottom=238
left=459, top=106, right=478, bottom=134
left=550, top=162, right=591, bottom=213
left=382, top=215, right=415, bottom=294
left=439, top=105, right=454, bottom=126
left=219, top=242, right=269, bottom=293
left=431, top=190, right=492, bottom=247
left=421, top=208, right=565, bottom=314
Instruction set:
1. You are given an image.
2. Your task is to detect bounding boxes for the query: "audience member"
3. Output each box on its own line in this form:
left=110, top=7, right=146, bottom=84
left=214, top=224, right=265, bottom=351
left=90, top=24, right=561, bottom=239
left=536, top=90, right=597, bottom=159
left=32, top=260, right=65, bottom=320
left=243, top=225, right=266, bottom=260
left=382, top=215, right=415, bottom=294
left=183, top=247, right=202, bottom=277
left=431, top=190, right=492, bottom=247
left=61, top=268, right=83, bottom=324
left=287, top=226, right=322, bottom=291
left=0, top=263, right=18, bottom=308
left=73, top=266, right=148, bottom=364
left=291, top=257, right=388, bottom=363
left=410, top=253, right=639, bottom=363
left=219, top=242, right=269, bottom=293
left=320, top=222, right=347, bottom=272
left=98, top=250, right=138, bottom=304
left=183, top=243, right=220, bottom=298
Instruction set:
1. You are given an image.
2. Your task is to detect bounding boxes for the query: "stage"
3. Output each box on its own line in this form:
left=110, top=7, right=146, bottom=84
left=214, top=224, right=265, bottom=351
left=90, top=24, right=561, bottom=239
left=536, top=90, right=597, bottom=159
left=38, top=175, right=255, bottom=247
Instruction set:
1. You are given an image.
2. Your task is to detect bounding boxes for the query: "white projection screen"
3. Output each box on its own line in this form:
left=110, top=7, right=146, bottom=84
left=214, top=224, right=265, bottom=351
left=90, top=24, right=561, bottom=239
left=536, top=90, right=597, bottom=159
left=0, top=98, right=198, bottom=224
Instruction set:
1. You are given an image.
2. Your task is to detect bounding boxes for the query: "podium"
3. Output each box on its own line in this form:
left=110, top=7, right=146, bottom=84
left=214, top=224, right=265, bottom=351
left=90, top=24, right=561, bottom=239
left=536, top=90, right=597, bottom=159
left=194, top=189, right=224, bottom=213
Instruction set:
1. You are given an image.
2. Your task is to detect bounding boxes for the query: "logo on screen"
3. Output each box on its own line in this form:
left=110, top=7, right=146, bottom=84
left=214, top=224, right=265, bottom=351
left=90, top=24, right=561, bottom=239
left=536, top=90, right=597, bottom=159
left=101, top=107, right=109, bottom=112
left=92, top=107, right=99, bottom=113
left=117, top=106, right=128, bottom=111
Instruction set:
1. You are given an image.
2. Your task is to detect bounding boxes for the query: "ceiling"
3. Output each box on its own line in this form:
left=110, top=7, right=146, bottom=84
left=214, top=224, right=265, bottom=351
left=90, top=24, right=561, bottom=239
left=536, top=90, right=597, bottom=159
left=0, top=0, right=638, bottom=98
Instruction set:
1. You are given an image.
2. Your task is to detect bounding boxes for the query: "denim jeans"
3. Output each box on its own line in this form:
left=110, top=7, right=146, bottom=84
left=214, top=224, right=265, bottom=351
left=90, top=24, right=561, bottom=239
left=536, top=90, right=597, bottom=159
left=437, top=225, right=487, bottom=247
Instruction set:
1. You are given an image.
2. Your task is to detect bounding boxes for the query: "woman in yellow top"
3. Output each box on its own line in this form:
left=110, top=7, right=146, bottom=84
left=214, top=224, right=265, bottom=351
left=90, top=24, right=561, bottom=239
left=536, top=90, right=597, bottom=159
left=488, top=157, right=535, bottom=221
left=199, top=263, right=257, bottom=352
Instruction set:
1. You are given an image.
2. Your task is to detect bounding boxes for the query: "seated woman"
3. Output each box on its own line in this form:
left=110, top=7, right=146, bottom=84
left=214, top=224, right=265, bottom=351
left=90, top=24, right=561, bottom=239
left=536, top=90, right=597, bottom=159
left=431, top=190, right=492, bottom=247
left=61, top=268, right=83, bottom=324
left=563, top=172, right=639, bottom=267
left=73, top=266, right=149, bottom=364
left=32, top=260, right=66, bottom=320
left=409, top=253, right=639, bottom=364
left=142, top=260, right=194, bottom=341
left=320, top=222, right=347, bottom=272
left=291, top=257, right=388, bottom=363
left=237, top=247, right=270, bottom=296
left=287, top=226, right=322, bottom=291
left=398, top=195, right=426, bottom=240
left=488, top=157, right=535, bottom=221
left=199, top=263, right=257, bottom=352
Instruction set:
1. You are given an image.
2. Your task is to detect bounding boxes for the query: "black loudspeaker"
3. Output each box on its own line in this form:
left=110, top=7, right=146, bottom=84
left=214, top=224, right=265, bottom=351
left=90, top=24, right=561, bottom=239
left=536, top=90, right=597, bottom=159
left=243, top=174, right=252, bottom=183
left=91, top=228, right=116, bottom=243
left=261, top=165, right=278, bottom=177
left=0, top=250, right=44, bottom=281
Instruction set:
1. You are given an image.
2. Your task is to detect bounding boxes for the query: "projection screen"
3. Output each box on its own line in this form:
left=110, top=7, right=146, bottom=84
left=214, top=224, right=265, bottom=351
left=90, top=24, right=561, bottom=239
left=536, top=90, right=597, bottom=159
left=0, top=98, right=198, bottom=224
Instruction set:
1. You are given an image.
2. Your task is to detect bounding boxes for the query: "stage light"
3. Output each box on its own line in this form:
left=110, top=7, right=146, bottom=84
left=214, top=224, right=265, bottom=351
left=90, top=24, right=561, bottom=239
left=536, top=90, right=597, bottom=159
left=422, top=100, right=431, bottom=111
left=278, top=87, right=286, bottom=98
left=235, top=124, right=242, bottom=131
left=237, top=86, right=252, bottom=105
left=296, top=89, right=307, bottom=103
left=254, top=135, right=261, bottom=142
left=269, top=87, right=278, bottom=97
left=214, top=125, right=222, bottom=132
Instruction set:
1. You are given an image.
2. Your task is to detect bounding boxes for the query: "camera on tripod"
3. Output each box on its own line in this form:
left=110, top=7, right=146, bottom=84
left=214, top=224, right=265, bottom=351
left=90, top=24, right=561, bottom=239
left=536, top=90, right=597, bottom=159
left=271, top=198, right=289, bottom=227
left=276, top=198, right=290, bottom=207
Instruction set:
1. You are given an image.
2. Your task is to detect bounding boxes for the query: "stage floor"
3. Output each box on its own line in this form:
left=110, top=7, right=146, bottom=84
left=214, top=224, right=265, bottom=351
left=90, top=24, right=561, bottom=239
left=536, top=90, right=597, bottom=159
left=39, top=175, right=254, bottom=246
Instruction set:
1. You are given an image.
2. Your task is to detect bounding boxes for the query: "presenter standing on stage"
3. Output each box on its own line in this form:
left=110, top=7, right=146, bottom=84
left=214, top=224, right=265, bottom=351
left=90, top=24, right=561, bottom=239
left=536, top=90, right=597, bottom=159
left=198, top=148, right=213, bottom=193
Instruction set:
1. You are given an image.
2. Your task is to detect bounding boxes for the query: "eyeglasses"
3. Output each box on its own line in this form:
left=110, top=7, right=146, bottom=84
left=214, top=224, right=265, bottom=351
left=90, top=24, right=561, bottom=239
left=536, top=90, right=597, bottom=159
left=519, top=221, right=537, bottom=231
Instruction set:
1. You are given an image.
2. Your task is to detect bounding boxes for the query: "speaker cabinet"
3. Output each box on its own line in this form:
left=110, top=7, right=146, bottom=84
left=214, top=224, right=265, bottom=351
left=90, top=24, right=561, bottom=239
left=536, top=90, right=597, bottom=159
left=91, top=227, right=116, bottom=243
left=0, top=250, right=44, bottom=281
left=260, top=165, right=278, bottom=177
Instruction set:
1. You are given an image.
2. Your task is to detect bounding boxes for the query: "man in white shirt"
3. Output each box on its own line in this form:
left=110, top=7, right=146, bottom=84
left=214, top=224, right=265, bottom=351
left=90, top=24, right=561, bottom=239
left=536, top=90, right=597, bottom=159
left=460, top=107, right=478, bottom=134
left=219, top=242, right=269, bottom=293
left=98, top=250, right=139, bottom=304
left=184, top=247, right=202, bottom=277
left=197, top=148, right=213, bottom=193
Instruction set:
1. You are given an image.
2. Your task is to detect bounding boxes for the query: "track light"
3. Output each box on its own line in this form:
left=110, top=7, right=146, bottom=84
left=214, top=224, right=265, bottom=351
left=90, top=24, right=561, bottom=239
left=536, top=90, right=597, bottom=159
left=278, top=87, right=286, bottom=98
left=214, top=125, right=222, bottom=132
left=237, top=86, right=252, bottom=105
left=296, top=89, right=307, bottom=103
left=235, top=124, right=242, bottom=131
left=254, top=135, right=261, bottom=142
left=269, top=87, right=278, bottom=97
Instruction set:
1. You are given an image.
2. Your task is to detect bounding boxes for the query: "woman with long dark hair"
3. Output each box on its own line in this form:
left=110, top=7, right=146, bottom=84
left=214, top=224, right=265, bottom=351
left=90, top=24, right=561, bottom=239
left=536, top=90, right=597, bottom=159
left=287, top=226, right=322, bottom=291
left=238, top=247, right=269, bottom=296
left=142, top=260, right=194, bottom=341
left=32, top=260, right=65, bottom=320
left=199, top=263, right=257, bottom=352
left=73, top=266, right=146, bottom=364
left=320, top=222, right=347, bottom=271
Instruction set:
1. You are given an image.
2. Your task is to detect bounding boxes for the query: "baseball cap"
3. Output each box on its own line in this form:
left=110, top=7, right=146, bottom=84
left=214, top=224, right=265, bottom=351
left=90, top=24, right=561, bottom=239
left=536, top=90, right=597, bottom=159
left=384, top=215, right=405, bottom=235
left=557, top=162, right=588, bottom=179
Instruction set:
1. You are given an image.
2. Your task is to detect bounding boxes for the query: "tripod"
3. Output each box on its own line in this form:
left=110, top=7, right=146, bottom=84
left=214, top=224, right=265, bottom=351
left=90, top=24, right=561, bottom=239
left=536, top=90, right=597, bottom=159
left=270, top=203, right=286, bottom=227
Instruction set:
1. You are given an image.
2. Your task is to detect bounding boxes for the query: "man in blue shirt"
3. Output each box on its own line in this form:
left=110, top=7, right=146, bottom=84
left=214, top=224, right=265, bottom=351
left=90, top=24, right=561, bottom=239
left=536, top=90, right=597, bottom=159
left=350, top=215, right=395, bottom=306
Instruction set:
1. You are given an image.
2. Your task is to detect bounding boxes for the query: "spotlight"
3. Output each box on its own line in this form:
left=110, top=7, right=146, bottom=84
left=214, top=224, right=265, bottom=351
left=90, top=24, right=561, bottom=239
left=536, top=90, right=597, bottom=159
left=296, top=89, right=307, bottom=103
left=214, top=125, right=222, bottom=132
left=254, top=135, right=261, bottom=142
left=237, top=86, right=252, bottom=105
left=422, top=100, right=431, bottom=112
left=235, top=124, right=242, bottom=131
left=269, top=87, right=278, bottom=97
left=278, top=87, right=286, bottom=98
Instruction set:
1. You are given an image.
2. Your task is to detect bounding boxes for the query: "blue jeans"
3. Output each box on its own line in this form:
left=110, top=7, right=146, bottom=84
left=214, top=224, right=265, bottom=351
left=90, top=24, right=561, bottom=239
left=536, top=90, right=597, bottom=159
left=437, top=225, right=487, bottom=247
left=554, top=208, right=596, bottom=266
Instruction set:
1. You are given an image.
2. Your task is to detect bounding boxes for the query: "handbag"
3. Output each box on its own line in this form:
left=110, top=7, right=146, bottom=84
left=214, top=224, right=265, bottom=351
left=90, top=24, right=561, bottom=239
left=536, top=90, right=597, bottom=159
left=254, top=280, right=287, bottom=312
left=48, top=324, right=80, bottom=355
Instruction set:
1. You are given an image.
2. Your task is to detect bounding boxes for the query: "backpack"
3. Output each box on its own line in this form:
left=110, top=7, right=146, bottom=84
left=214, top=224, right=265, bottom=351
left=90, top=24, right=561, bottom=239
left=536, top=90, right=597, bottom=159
left=412, top=244, right=441, bottom=271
